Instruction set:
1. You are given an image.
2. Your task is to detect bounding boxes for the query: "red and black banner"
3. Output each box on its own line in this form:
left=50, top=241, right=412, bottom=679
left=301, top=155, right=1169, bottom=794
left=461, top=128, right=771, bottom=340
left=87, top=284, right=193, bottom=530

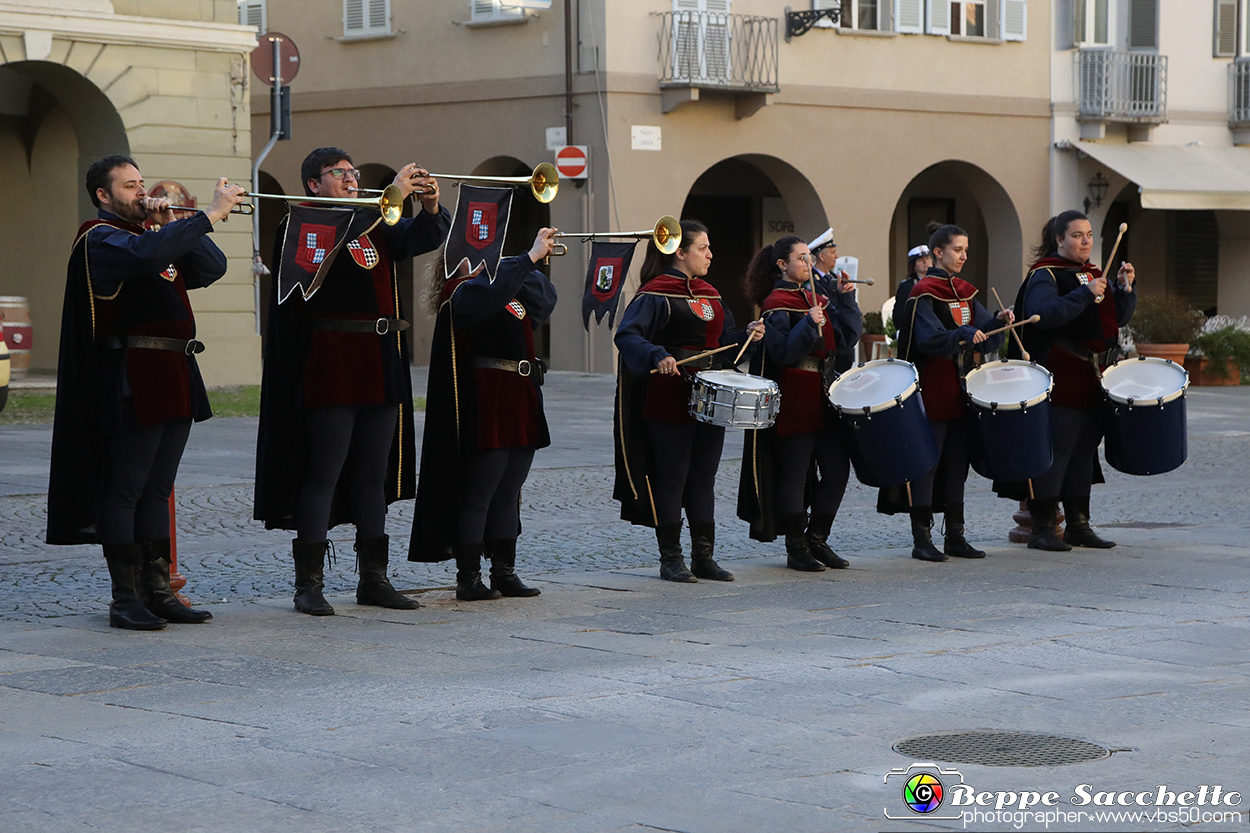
left=444, top=185, right=513, bottom=283
left=276, top=204, right=382, bottom=303
left=582, top=240, right=637, bottom=331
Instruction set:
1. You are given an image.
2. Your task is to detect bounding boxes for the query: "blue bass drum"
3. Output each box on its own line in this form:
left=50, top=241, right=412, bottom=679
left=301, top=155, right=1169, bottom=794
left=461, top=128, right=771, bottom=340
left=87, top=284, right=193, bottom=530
left=827, top=359, right=937, bottom=488
left=963, top=359, right=1054, bottom=482
left=1101, top=356, right=1189, bottom=475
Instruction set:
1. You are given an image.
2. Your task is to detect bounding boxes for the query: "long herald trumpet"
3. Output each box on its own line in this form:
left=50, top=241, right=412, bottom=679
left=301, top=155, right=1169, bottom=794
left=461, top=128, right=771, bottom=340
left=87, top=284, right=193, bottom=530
left=236, top=184, right=407, bottom=225
left=546, top=215, right=682, bottom=263
left=165, top=203, right=254, bottom=217
left=353, top=163, right=560, bottom=204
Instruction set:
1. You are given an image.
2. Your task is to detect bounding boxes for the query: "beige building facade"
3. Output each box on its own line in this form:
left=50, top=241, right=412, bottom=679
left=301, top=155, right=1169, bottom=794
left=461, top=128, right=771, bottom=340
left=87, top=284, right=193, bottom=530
left=0, top=0, right=258, bottom=382
left=251, top=0, right=1054, bottom=372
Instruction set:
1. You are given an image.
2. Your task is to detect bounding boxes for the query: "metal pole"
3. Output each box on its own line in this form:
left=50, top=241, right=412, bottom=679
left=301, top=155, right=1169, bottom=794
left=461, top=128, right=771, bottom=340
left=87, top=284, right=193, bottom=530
left=251, top=35, right=283, bottom=336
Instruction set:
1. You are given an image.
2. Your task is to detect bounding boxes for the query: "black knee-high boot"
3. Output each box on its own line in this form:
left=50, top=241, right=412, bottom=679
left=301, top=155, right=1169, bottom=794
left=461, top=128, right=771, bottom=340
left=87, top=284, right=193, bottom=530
left=456, top=543, right=502, bottom=601
left=488, top=538, right=541, bottom=597
left=689, top=522, right=733, bottom=581
left=1027, top=499, right=1072, bottom=551
left=355, top=534, right=420, bottom=609
left=657, top=523, right=696, bottom=583
left=783, top=514, right=824, bottom=572
left=805, top=513, right=849, bottom=569
left=910, top=508, right=947, bottom=562
left=292, top=538, right=335, bottom=616
left=1062, top=496, right=1116, bottom=548
left=140, top=539, right=212, bottom=623
left=103, top=543, right=166, bottom=630
left=942, top=503, right=986, bottom=559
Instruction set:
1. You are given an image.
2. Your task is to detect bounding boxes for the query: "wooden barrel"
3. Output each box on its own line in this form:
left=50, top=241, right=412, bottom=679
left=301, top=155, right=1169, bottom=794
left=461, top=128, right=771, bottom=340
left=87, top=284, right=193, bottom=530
left=0, top=296, right=32, bottom=379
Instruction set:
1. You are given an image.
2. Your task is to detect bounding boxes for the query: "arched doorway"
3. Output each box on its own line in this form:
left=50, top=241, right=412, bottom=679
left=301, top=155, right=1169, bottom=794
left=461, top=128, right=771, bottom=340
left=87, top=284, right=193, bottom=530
left=682, top=155, right=828, bottom=326
left=0, top=61, right=127, bottom=372
left=888, top=161, right=1022, bottom=304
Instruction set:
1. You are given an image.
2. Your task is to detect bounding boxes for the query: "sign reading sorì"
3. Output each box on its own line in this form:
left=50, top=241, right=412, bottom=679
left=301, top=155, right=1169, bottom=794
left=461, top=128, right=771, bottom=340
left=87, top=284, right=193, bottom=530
left=554, top=145, right=589, bottom=180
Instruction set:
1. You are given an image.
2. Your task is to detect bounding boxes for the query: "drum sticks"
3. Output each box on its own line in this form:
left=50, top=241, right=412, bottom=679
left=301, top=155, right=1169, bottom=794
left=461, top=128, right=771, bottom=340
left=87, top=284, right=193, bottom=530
left=731, top=321, right=764, bottom=366
left=957, top=315, right=1040, bottom=346
left=1095, top=222, right=1128, bottom=304
left=649, top=343, right=738, bottom=374
left=991, top=287, right=1030, bottom=362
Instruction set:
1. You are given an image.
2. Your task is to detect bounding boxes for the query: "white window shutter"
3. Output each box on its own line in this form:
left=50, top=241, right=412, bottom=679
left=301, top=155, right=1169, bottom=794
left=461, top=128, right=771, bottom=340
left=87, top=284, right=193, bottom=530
left=895, top=0, right=923, bottom=32
left=1002, top=0, right=1026, bottom=40
left=926, top=0, right=950, bottom=35
left=1215, top=0, right=1237, bottom=57
left=704, top=0, right=732, bottom=11
left=368, top=0, right=389, bottom=31
left=1072, top=0, right=1086, bottom=45
left=238, top=0, right=266, bottom=32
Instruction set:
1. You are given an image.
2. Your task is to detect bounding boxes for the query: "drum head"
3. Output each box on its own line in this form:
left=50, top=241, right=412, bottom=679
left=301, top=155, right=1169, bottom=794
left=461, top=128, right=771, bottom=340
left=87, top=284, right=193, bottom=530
left=695, top=370, right=774, bottom=390
left=1102, top=357, right=1189, bottom=405
left=964, top=360, right=1053, bottom=410
left=828, top=359, right=918, bottom=413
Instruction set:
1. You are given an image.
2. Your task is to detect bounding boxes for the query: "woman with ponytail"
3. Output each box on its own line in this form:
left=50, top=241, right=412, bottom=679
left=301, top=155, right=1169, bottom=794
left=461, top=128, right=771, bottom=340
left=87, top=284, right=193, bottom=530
left=1010, top=210, right=1136, bottom=551
left=885, top=221, right=1013, bottom=562
left=613, top=220, right=764, bottom=583
left=737, top=236, right=861, bottom=571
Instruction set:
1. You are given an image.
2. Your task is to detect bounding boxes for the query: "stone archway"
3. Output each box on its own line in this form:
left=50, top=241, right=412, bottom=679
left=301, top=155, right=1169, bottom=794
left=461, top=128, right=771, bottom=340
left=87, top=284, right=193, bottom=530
left=888, top=160, right=1023, bottom=304
left=0, top=60, right=128, bottom=371
left=682, top=154, right=828, bottom=325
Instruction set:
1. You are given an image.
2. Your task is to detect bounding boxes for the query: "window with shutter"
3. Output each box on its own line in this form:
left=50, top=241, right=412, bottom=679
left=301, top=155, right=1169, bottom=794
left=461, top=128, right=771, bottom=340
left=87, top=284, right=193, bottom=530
left=896, top=0, right=923, bottom=33
left=344, top=0, right=391, bottom=36
left=926, top=0, right=950, bottom=34
left=470, top=0, right=524, bottom=23
left=1127, top=0, right=1156, bottom=49
left=238, top=0, right=265, bottom=32
left=1001, top=0, right=1025, bottom=40
left=1215, top=0, right=1238, bottom=57
left=670, top=0, right=732, bottom=84
left=949, top=1, right=985, bottom=36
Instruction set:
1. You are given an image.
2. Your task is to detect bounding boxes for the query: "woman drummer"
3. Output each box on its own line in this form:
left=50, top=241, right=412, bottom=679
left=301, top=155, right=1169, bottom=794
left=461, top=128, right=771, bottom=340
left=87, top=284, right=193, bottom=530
left=738, top=236, right=861, bottom=572
left=887, top=222, right=1012, bottom=562
left=1013, top=210, right=1135, bottom=550
left=613, top=220, right=764, bottom=583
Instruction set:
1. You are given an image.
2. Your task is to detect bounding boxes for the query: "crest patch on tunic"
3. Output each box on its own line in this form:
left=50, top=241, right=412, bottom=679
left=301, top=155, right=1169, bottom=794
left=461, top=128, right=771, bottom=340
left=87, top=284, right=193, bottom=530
left=948, top=301, right=971, bottom=326
left=160, top=264, right=178, bottom=282
left=506, top=300, right=526, bottom=320
left=1076, top=272, right=1093, bottom=287
left=688, top=298, right=715, bottom=322
left=347, top=235, right=379, bottom=270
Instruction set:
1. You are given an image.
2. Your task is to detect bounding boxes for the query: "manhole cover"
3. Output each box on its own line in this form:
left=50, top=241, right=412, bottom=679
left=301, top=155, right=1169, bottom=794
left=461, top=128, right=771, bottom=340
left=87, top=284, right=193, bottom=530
left=894, top=731, right=1110, bottom=767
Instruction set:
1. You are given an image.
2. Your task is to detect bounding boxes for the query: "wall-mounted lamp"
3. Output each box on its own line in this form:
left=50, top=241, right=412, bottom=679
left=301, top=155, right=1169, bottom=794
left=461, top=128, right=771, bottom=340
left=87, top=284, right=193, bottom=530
left=1083, top=171, right=1109, bottom=213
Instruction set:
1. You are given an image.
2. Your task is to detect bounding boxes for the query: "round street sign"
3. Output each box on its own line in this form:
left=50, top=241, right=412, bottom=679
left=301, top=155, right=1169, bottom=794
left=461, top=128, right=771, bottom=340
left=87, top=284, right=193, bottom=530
left=555, top=145, right=588, bottom=179
left=251, top=32, right=301, bottom=86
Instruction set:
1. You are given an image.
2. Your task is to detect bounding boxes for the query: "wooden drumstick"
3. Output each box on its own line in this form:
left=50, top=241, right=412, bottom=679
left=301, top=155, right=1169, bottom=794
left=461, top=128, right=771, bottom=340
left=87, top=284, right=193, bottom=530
left=958, top=315, right=1040, bottom=346
left=649, top=342, right=738, bottom=374
left=731, top=320, right=764, bottom=366
left=991, top=287, right=1029, bottom=362
left=1096, top=222, right=1128, bottom=304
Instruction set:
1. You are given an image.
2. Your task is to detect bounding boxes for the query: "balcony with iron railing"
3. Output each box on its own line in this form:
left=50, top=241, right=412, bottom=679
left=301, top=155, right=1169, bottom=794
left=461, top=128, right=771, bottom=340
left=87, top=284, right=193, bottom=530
left=653, top=9, right=779, bottom=118
left=1077, top=49, right=1168, bottom=140
left=1231, top=59, right=1250, bottom=144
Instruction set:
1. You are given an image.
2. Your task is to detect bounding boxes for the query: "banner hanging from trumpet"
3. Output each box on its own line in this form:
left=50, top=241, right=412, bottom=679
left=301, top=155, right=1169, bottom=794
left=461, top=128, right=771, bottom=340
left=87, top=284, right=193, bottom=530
left=444, top=185, right=513, bottom=283
left=582, top=240, right=637, bottom=331
left=276, top=204, right=382, bottom=303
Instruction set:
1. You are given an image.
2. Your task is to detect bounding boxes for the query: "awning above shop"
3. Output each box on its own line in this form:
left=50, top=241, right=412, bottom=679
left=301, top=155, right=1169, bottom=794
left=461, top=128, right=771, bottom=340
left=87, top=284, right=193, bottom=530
left=1076, top=143, right=1250, bottom=210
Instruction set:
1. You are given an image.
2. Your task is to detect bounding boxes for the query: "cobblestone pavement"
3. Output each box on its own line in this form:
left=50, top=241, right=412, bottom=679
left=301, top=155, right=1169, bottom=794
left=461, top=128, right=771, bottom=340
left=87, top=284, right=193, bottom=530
left=3, top=374, right=1248, bottom=622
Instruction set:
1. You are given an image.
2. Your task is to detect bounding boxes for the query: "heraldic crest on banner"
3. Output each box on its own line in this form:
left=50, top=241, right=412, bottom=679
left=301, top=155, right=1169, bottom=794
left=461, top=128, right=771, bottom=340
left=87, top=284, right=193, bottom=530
left=444, top=184, right=513, bottom=283
left=276, top=203, right=383, bottom=303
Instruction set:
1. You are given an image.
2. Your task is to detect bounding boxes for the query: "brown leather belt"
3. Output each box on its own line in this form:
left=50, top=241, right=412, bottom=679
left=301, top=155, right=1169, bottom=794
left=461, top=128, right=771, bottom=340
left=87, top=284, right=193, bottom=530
left=100, top=335, right=205, bottom=355
left=313, top=317, right=409, bottom=335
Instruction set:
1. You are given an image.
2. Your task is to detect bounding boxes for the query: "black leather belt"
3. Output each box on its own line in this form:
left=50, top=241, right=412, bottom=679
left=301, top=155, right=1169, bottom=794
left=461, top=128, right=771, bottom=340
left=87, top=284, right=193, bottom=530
left=313, top=317, right=409, bottom=335
left=100, top=335, right=205, bottom=355
left=472, top=357, right=546, bottom=385
left=671, top=347, right=714, bottom=370
left=793, top=356, right=822, bottom=374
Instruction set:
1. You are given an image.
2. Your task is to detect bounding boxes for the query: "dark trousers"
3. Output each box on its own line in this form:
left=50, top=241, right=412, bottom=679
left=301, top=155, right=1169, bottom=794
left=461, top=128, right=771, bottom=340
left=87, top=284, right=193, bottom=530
left=775, top=426, right=851, bottom=519
left=644, top=420, right=725, bottom=527
left=1031, top=406, right=1101, bottom=500
left=99, top=399, right=192, bottom=544
left=910, top=418, right=971, bottom=509
left=457, top=446, right=537, bottom=545
left=296, top=404, right=398, bottom=541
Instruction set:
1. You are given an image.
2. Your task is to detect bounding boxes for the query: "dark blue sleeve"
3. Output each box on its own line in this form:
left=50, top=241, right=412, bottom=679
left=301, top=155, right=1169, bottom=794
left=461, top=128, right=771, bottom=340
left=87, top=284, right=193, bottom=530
left=378, top=205, right=451, bottom=261
left=972, top=299, right=1005, bottom=354
left=1113, top=284, right=1137, bottom=327
left=717, top=303, right=759, bottom=365
left=830, top=288, right=862, bottom=360
left=615, top=294, right=671, bottom=375
left=90, top=212, right=226, bottom=291
left=1024, top=269, right=1097, bottom=331
left=515, top=263, right=558, bottom=330
left=763, top=308, right=819, bottom=367
left=912, top=299, right=978, bottom=356
left=451, top=253, right=545, bottom=328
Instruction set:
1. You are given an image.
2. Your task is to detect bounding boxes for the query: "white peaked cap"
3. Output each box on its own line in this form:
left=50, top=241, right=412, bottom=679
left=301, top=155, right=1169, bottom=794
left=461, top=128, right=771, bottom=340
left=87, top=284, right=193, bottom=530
left=907, top=245, right=930, bottom=258
left=808, top=228, right=835, bottom=251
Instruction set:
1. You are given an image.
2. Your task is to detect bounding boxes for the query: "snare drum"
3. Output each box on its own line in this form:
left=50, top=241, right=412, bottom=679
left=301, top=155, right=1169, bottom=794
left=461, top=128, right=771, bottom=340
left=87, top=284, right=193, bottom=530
left=1101, top=356, right=1189, bottom=475
left=689, top=370, right=780, bottom=429
left=963, top=359, right=1054, bottom=482
left=827, top=359, right=937, bottom=488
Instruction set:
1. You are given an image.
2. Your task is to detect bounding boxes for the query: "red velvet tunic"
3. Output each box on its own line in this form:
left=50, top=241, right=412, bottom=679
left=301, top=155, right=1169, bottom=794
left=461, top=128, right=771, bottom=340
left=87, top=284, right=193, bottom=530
left=759, top=285, right=840, bottom=436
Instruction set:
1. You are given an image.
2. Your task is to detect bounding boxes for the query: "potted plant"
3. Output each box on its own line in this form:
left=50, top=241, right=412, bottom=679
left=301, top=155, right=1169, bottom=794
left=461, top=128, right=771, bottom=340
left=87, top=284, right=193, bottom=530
left=861, top=311, right=888, bottom=361
left=1127, top=295, right=1205, bottom=365
left=1186, top=317, right=1250, bottom=385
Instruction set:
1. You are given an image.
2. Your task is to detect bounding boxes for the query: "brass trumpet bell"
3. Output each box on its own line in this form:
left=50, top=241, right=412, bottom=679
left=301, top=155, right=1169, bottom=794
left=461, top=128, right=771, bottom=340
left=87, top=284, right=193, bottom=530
left=400, top=163, right=560, bottom=204
left=547, top=215, right=682, bottom=260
